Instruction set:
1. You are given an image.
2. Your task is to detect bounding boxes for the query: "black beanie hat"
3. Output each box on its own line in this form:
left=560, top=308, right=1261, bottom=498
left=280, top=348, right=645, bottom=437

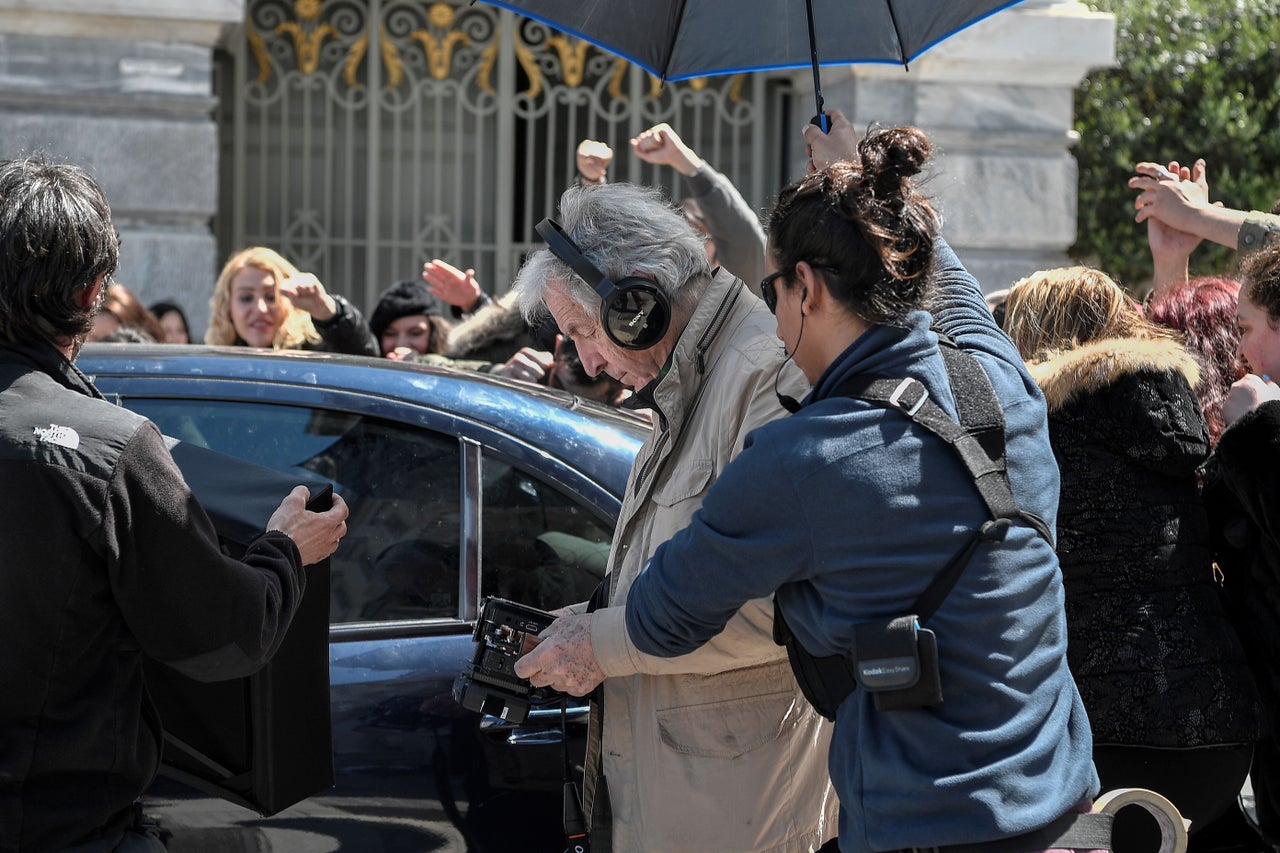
left=370, top=279, right=445, bottom=339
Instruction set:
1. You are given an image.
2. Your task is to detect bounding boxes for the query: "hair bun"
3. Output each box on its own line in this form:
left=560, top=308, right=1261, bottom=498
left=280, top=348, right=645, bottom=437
left=824, top=162, right=870, bottom=222
left=859, top=126, right=931, bottom=199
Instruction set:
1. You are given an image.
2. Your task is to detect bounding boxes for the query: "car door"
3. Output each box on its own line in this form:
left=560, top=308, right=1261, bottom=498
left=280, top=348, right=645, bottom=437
left=104, top=380, right=614, bottom=852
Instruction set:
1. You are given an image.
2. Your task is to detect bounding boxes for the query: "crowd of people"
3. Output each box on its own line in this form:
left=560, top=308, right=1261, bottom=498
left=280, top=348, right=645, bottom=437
left=513, top=111, right=1280, bottom=853
left=80, top=122, right=768, bottom=418
left=6, top=102, right=1280, bottom=853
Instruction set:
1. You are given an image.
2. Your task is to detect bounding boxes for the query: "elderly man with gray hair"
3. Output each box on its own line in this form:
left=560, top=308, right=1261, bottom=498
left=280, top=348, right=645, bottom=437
left=511, top=182, right=837, bottom=853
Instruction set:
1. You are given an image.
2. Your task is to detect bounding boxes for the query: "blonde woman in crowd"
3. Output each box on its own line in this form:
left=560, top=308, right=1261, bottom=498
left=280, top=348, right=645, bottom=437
left=206, top=246, right=378, bottom=357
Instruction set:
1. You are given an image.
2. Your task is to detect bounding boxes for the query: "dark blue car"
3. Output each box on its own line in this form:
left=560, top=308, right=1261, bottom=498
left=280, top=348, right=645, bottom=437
left=77, top=343, right=648, bottom=852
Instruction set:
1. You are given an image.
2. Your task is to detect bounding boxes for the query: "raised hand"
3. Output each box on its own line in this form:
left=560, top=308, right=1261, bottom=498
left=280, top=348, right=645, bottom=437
left=1130, top=158, right=1213, bottom=231
left=422, top=258, right=484, bottom=312
left=630, top=123, right=703, bottom=176
left=1222, top=373, right=1280, bottom=425
left=576, top=139, right=614, bottom=185
left=802, top=108, right=859, bottom=172
left=278, top=273, right=337, bottom=321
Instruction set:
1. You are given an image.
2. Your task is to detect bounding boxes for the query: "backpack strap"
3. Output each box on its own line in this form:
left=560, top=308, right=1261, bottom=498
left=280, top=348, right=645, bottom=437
left=774, top=342, right=1057, bottom=712
left=827, top=343, right=1053, bottom=550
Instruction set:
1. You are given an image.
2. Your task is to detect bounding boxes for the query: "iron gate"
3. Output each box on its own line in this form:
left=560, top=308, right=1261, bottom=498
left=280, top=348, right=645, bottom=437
left=215, top=0, right=786, bottom=312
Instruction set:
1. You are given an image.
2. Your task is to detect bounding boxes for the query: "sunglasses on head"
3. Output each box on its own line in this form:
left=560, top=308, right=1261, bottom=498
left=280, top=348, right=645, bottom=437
left=759, top=263, right=839, bottom=314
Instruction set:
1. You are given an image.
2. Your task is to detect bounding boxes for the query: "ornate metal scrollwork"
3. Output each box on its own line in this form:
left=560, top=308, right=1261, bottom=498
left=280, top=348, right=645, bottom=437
left=275, top=0, right=336, bottom=75
left=409, top=3, right=472, bottom=81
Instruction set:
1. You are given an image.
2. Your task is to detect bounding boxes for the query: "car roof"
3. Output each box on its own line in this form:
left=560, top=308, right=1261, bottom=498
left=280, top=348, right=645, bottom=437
left=78, top=343, right=649, bottom=490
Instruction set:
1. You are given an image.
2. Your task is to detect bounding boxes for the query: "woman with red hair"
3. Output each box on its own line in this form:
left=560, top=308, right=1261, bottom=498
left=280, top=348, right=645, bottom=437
left=1145, top=276, right=1246, bottom=445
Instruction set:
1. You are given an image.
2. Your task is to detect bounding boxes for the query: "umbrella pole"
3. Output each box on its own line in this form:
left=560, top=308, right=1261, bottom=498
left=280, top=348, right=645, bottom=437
left=805, top=0, right=828, bottom=131
left=885, top=0, right=910, bottom=70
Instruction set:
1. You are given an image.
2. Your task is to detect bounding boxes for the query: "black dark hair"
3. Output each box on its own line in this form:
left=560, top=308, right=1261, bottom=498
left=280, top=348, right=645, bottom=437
left=0, top=156, right=119, bottom=346
left=149, top=300, right=191, bottom=335
left=1240, top=241, right=1280, bottom=324
left=766, top=126, right=940, bottom=326
left=370, top=278, right=447, bottom=340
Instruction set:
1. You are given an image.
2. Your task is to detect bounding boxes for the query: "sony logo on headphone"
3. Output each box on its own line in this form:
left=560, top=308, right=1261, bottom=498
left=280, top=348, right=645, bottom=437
left=627, top=308, right=648, bottom=328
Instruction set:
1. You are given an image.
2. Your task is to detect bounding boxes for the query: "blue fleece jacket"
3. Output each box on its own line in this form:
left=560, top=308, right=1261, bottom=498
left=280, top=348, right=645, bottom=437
left=625, top=239, right=1098, bottom=853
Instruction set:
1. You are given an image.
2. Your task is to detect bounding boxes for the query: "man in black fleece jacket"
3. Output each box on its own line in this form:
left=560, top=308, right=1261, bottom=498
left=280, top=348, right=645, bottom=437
left=0, top=156, right=350, bottom=852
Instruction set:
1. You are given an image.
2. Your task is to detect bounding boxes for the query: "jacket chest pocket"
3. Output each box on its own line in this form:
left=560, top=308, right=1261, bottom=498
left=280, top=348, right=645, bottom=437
left=650, top=459, right=713, bottom=509
left=614, top=460, right=714, bottom=602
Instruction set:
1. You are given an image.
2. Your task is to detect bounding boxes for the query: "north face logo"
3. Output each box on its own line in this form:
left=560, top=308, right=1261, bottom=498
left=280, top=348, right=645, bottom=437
left=33, top=423, right=80, bottom=450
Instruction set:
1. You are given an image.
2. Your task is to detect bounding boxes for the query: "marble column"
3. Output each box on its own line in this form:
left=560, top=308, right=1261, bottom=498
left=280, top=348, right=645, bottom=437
left=0, top=1, right=243, bottom=336
left=790, top=0, right=1117, bottom=294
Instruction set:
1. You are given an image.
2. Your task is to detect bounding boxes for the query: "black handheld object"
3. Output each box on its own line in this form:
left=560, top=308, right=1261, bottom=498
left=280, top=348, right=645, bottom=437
left=453, top=596, right=564, bottom=723
left=809, top=113, right=830, bottom=134
left=852, top=616, right=942, bottom=712
left=535, top=217, right=671, bottom=350
left=305, top=483, right=334, bottom=513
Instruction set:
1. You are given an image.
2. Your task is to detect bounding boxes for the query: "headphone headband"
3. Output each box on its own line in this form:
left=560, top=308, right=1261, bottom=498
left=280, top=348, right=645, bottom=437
left=535, top=216, right=671, bottom=350
left=534, top=218, right=617, bottom=299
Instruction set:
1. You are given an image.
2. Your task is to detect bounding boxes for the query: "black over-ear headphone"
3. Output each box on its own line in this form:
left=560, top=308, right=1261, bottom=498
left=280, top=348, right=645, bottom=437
left=535, top=217, right=671, bottom=350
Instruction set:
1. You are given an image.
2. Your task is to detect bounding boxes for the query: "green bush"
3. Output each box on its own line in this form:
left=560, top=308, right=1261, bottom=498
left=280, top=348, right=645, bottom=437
left=1072, top=0, right=1280, bottom=292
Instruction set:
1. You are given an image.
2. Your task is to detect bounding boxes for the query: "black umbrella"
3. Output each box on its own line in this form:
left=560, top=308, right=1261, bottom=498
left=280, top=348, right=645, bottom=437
left=474, top=0, right=1028, bottom=128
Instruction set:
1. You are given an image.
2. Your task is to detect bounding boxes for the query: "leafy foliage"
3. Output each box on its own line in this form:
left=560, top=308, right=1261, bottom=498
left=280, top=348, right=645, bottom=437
left=1072, top=0, right=1280, bottom=291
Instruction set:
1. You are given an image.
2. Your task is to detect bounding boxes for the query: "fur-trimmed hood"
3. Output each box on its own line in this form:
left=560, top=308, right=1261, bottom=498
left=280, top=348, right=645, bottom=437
left=1029, top=335, right=1200, bottom=412
left=443, top=289, right=533, bottom=361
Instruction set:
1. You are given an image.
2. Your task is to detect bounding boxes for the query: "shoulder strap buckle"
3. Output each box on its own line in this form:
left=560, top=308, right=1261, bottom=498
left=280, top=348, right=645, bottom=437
left=888, top=377, right=929, bottom=416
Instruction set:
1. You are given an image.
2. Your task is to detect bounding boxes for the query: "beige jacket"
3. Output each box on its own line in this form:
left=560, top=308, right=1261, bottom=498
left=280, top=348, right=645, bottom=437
left=588, top=269, right=838, bottom=852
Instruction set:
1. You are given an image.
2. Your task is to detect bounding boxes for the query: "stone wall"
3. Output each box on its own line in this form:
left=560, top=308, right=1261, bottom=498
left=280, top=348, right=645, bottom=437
left=789, top=0, right=1116, bottom=294
left=0, top=1, right=240, bottom=337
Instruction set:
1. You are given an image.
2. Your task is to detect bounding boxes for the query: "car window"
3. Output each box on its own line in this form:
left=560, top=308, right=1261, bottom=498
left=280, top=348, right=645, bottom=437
left=124, top=399, right=462, bottom=624
left=480, top=454, right=613, bottom=612
left=126, top=397, right=615, bottom=623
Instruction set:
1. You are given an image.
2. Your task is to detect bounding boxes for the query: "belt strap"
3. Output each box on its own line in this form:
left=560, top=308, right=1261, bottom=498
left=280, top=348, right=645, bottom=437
left=897, top=810, right=1113, bottom=853
left=580, top=575, right=612, bottom=846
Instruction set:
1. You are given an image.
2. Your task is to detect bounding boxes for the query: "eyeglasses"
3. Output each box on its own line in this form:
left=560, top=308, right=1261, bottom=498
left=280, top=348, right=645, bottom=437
left=759, top=264, right=839, bottom=315
left=759, top=270, right=786, bottom=313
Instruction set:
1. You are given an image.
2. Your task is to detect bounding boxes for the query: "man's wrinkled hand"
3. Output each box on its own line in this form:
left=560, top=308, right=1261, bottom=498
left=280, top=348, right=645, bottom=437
left=513, top=612, right=605, bottom=696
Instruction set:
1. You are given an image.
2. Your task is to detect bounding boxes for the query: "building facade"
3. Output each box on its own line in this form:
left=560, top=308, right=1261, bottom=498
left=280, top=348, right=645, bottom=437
left=0, top=0, right=1114, bottom=337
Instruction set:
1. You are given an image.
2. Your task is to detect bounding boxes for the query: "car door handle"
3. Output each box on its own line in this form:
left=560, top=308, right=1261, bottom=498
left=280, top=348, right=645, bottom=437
left=505, top=728, right=566, bottom=746
left=479, top=703, right=590, bottom=732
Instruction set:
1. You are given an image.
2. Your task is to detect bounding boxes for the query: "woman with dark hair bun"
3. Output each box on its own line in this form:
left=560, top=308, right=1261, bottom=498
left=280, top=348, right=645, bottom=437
left=524, top=112, right=1104, bottom=853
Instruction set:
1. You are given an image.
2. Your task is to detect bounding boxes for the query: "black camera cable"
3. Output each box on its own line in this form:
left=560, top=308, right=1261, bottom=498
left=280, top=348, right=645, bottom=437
left=562, top=698, right=590, bottom=853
